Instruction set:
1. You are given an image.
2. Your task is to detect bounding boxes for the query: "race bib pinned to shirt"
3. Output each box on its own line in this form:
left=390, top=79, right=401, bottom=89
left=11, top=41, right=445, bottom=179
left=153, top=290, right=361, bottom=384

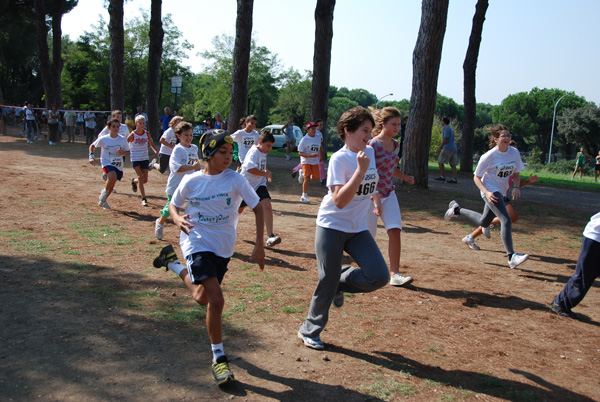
left=495, top=163, right=516, bottom=179
left=356, top=168, right=378, bottom=198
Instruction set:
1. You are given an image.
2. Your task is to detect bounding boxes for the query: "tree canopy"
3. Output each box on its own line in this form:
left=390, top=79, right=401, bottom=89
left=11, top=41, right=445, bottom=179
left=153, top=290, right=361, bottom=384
left=557, top=102, right=600, bottom=157
left=492, top=87, right=587, bottom=162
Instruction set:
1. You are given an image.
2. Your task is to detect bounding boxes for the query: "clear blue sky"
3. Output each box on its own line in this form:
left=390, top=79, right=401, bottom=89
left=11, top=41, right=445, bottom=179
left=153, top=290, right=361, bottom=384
left=62, top=0, right=600, bottom=106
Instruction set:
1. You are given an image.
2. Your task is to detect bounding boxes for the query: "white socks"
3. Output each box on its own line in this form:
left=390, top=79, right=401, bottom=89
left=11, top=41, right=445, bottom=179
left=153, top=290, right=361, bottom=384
left=211, top=343, right=225, bottom=363
left=167, top=260, right=186, bottom=275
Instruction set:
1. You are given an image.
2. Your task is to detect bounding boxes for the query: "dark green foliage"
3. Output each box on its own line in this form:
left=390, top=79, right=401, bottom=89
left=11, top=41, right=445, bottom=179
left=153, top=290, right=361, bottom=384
left=492, top=87, right=587, bottom=163
left=61, top=11, right=192, bottom=112
left=545, top=159, right=593, bottom=175
left=557, top=102, right=600, bottom=157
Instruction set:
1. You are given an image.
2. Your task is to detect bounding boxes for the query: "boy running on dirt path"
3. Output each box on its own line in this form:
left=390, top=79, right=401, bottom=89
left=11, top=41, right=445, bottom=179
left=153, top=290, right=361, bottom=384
left=153, top=129, right=265, bottom=385
left=298, top=106, right=389, bottom=350
left=154, top=122, right=202, bottom=240
left=89, top=118, right=130, bottom=210
left=239, top=131, right=282, bottom=247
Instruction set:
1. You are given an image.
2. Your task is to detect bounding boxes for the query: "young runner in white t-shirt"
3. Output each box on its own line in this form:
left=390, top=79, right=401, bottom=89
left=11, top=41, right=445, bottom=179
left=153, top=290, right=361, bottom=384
left=444, top=125, right=529, bottom=269
left=127, top=115, right=158, bottom=206
left=230, top=115, right=259, bottom=165
left=154, top=122, right=202, bottom=240
left=89, top=118, right=130, bottom=210
left=152, top=129, right=265, bottom=386
left=298, top=107, right=389, bottom=350
left=297, top=121, right=323, bottom=204
left=152, top=116, right=183, bottom=174
left=97, top=110, right=129, bottom=138
left=240, top=131, right=282, bottom=247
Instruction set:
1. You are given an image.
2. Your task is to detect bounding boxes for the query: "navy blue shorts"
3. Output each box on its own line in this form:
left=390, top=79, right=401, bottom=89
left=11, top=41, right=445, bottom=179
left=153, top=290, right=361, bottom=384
left=102, top=165, right=123, bottom=181
left=132, top=160, right=150, bottom=169
left=185, top=251, right=229, bottom=285
left=240, top=185, right=270, bottom=208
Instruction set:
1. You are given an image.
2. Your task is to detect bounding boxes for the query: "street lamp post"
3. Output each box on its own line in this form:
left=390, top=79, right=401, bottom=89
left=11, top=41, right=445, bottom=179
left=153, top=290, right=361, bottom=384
left=542, top=89, right=572, bottom=164
left=376, top=93, right=393, bottom=108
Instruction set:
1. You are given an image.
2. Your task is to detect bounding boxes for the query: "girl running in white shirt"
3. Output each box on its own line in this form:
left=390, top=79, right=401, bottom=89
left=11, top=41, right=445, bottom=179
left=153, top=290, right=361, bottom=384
left=445, top=125, right=529, bottom=269
left=128, top=115, right=158, bottom=206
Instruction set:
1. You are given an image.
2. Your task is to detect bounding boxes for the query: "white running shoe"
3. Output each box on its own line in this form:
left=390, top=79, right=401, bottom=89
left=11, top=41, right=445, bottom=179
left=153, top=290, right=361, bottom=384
left=482, top=224, right=493, bottom=238
left=462, top=235, right=480, bottom=250
left=390, top=273, right=414, bottom=287
left=300, top=195, right=310, bottom=204
left=508, top=253, right=529, bottom=269
left=98, top=200, right=110, bottom=209
left=298, top=170, right=304, bottom=184
left=141, top=198, right=148, bottom=207
left=155, top=218, right=164, bottom=240
left=99, top=189, right=108, bottom=204
left=444, top=200, right=459, bottom=221
left=266, top=234, right=281, bottom=247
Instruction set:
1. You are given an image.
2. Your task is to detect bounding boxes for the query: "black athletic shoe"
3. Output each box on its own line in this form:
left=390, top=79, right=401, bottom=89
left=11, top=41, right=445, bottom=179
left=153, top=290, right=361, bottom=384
left=131, top=178, right=138, bottom=192
left=291, top=171, right=298, bottom=179
left=434, top=176, right=446, bottom=181
left=446, top=178, right=458, bottom=184
left=153, top=245, right=178, bottom=270
left=550, top=300, right=578, bottom=319
left=212, top=356, right=235, bottom=385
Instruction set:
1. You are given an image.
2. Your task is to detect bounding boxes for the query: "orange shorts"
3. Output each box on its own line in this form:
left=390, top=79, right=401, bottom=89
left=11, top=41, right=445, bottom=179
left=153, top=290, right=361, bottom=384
left=302, top=164, right=320, bottom=181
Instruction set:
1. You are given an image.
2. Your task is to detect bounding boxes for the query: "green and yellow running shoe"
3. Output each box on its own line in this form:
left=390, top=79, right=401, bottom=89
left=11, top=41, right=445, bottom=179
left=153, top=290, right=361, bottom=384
left=153, top=244, right=178, bottom=270
left=212, top=356, right=235, bottom=385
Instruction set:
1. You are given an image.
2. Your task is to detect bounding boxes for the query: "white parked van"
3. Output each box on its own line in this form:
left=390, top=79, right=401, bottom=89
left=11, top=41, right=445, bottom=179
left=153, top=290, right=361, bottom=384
left=260, top=124, right=303, bottom=150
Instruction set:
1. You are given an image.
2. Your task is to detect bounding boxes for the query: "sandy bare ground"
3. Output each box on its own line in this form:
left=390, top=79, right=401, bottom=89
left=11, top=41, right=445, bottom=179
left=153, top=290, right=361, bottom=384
left=1, top=128, right=599, bottom=401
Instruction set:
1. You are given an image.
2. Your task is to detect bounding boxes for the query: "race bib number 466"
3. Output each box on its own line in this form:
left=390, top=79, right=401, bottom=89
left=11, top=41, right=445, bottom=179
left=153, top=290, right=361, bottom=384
left=356, top=169, right=378, bottom=198
left=495, top=163, right=516, bottom=179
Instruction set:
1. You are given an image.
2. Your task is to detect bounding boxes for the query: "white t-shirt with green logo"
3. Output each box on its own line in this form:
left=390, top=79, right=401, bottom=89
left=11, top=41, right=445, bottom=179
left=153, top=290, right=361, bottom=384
left=172, top=169, right=259, bottom=259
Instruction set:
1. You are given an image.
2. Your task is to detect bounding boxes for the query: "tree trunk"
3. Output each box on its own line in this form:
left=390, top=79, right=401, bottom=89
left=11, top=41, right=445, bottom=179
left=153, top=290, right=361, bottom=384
left=50, top=0, right=65, bottom=107
left=108, top=0, right=125, bottom=111
left=228, top=0, right=254, bottom=131
left=311, top=0, right=335, bottom=161
left=403, top=0, right=449, bottom=188
left=461, top=0, right=488, bottom=173
left=33, top=0, right=54, bottom=107
left=146, top=0, right=164, bottom=141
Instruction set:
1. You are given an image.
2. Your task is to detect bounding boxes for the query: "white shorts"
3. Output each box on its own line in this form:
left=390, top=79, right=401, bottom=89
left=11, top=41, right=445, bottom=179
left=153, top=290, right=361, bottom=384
left=368, top=192, right=402, bottom=238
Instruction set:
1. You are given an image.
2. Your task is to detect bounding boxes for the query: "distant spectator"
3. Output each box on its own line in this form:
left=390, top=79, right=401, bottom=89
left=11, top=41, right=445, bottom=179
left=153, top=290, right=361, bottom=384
left=135, top=106, right=148, bottom=122
left=214, top=111, right=226, bottom=130
left=24, top=103, right=37, bottom=143
left=84, top=108, right=96, bottom=145
left=47, top=104, right=61, bottom=145
left=63, top=105, right=77, bottom=143
left=159, top=106, right=174, bottom=133
left=76, top=111, right=84, bottom=135
left=571, top=147, right=589, bottom=181
left=124, top=113, right=135, bottom=133
left=434, top=117, right=459, bottom=184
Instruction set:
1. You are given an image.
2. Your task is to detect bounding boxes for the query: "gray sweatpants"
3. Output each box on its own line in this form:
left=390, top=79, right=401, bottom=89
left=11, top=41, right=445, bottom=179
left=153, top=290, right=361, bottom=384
left=299, top=226, right=389, bottom=338
left=460, top=191, right=514, bottom=255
